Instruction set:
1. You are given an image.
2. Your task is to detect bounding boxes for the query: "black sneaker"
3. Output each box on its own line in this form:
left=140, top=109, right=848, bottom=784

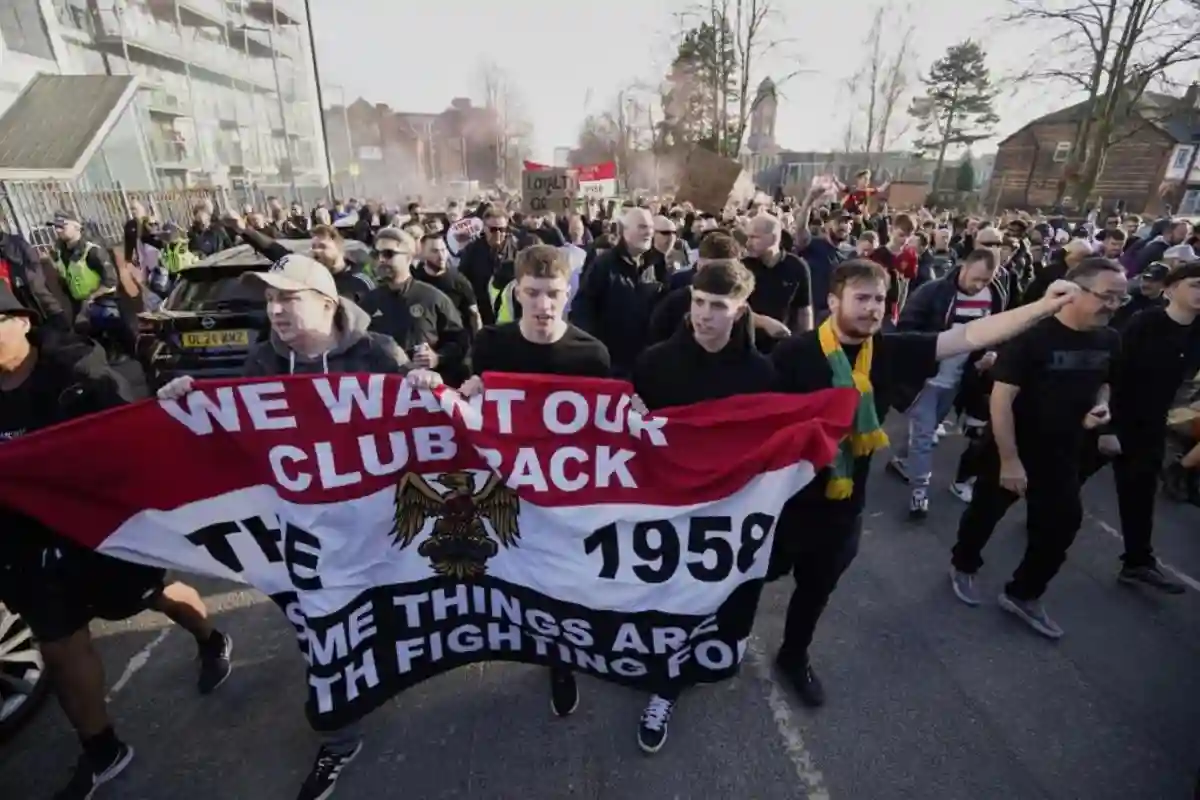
left=198, top=631, right=233, bottom=695
left=775, top=653, right=826, bottom=708
left=549, top=667, right=578, bottom=717
left=1118, top=564, right=1185, bottom=595
left=908, top=488, right=929, bottom=520
left=296, top=741, right=363, bottom=800
left=53, top=743, right=134, bottom=800
left=637, top=694, right=676, bottom=754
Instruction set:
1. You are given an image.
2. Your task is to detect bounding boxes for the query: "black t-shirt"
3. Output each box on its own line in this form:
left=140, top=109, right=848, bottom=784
left=990, top=316, right=1120, bottom=455
left=771, top=329, right=939, bottom=518
left=1111, top=307, right=1199, bottom=434
left=742, top=252, right=812, bottom=325
left=414, top=264, right=478, bottom=331
left=471, top=322, right=611, bottom=378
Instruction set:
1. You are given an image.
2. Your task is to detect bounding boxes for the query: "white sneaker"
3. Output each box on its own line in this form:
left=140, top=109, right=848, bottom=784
left=950, top=481, right=974, bottom=503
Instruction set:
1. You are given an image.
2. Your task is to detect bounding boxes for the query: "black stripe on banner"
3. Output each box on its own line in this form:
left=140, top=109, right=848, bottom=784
left=270, top=574, right=766, bottom=731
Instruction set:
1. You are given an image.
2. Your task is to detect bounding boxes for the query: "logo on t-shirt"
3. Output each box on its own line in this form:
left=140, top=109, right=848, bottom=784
left=0, top=428, right=27, bottom=442
left=0, top=257, right=12, bottom=292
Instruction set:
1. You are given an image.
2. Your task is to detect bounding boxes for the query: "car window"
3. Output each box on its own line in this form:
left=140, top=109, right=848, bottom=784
left=166, top=268, right=265, bottom=310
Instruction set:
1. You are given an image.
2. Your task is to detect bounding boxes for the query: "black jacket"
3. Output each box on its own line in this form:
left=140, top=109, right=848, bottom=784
left=189, top=223, right=233, bottom=257
left=360, top=280, right=468, bottom=380
left=632, top=318, right=774, bottom=410
left=457, top=235, right=521, bottom=325
left=570, top=240, right=665, bottom=374
left=1, top=233, right=70, bottom=330
left=0, top=332, right=142, bottom=567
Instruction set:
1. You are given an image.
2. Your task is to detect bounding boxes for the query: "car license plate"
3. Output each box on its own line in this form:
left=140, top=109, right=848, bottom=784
left=180, top=330, right=251, bottom=348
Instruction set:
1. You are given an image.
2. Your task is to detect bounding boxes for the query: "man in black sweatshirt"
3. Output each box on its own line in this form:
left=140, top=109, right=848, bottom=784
left=1079, top=260, right=1200, bottom=594
left=629, top=258, right=775, bottom=754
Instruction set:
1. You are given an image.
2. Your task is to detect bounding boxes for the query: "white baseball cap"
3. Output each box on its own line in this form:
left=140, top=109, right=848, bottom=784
left=244, top=254, right=339, bottom=301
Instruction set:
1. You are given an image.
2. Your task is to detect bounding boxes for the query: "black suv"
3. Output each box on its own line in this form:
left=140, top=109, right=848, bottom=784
left=137, top=239, right=368, bottom=387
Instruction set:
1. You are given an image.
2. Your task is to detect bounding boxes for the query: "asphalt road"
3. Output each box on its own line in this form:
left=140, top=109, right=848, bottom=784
left=2, top=418, right=1199, bottom=800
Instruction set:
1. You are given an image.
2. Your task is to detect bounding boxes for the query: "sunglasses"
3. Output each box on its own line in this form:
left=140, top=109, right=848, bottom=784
left=487, top=226, right=508, bottom=233
left=374, top=249, right=413, bottom=260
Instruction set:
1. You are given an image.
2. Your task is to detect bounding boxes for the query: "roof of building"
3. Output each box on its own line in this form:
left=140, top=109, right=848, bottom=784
left=0, top=75, right=140, bottom=181
left=998, top=89, right=1199, bottom=146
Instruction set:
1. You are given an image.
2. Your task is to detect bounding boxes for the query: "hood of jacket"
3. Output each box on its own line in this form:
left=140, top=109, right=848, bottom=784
left=267, top=298, right=376, bottom=373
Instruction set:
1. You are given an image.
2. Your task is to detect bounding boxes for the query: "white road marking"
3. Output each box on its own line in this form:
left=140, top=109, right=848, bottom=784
left=1090, top=516, right=1200, bottom=593
left=105, top=628, right=171, bottom=702
left=746, top=637, right=832, bottom=800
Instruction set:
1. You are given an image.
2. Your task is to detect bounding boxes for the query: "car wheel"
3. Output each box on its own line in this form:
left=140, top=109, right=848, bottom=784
left=0, top=603, right=50, bottom=743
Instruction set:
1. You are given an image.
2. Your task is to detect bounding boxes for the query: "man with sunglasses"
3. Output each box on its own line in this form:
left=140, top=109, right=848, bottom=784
left=361, top=228, right=468, bottom=385
left=949, top=257, right=1126, bottom=639
left=457, top=207, right=520, bottom=325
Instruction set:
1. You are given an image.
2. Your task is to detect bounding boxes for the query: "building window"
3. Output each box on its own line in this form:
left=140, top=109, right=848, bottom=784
left=1173, top=145, right=1193, bottom=171
left=0, top=0, right=55, bottom=60
left=1052, top=142, right=1072, bottom=162
left=1181, top=189, right=1200, bottom=217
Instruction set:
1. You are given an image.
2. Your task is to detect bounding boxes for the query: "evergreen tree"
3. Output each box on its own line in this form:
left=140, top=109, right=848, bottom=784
left=909, top=41, right=999, bottom=193
left=955, top=157, right=977, bottom=192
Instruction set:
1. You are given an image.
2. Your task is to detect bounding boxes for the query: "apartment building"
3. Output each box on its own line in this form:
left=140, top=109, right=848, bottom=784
left=0, top=0, right=327, bottom=196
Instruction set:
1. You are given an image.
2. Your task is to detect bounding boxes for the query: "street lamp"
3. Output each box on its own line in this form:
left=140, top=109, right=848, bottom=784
left=233, top=24, right=299, bottom=200
left=325, top=84, right=358, bottom=197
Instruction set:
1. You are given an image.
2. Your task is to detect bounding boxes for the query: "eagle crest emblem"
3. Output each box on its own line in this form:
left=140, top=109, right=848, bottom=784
left=392, top=471, right=521, bottom=578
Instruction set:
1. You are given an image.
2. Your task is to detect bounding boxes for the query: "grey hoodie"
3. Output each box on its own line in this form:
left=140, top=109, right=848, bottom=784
left=242, top=298, right=410, bottom=377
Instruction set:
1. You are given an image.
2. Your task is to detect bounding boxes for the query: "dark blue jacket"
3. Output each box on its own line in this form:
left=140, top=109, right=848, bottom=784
left=795, top=237, right=844, bottom=313
left=570, top=240, right=664, bottom=374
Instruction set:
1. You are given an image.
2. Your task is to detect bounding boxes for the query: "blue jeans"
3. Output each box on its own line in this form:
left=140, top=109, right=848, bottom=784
left=895, top=381, right=959, bottom=488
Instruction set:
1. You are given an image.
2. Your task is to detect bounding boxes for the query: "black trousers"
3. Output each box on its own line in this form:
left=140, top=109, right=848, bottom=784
left=770, top=511, right=863, bottom=665
left=1079, top=430, right=1163, bottom=569
left=951, top=436, right=1083, bottom=601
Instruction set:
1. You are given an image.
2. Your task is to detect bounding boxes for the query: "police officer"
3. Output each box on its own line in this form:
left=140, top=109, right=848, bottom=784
left=360, top=228, right=469, bottom=385
left=49, top=210, right=117, bottom=316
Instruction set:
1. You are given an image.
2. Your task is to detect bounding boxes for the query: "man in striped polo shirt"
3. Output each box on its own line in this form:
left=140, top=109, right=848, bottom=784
left=888, top=249, right=1010, bottom=517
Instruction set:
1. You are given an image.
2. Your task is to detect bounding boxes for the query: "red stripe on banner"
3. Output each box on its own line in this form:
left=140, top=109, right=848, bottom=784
left=522, top=161, right=616, bottom=182
left=0, top=374, right=856, bottom=551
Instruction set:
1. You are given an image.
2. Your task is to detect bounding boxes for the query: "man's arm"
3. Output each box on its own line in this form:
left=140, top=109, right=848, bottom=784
left=433, top=294, right=467, bottom=369
left=227, top=221, right=290, bottom=262
left=989, top=383, right=1021, bottom=463
left=570, top=257, right=605, bottom=334
left=935, top=280, right=1076, bottom=360
left=789, top=257, right=814, bottom=333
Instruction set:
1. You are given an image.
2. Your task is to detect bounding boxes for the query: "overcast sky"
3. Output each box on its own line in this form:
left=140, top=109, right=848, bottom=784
left=308, top=0, right=1079, bottom=162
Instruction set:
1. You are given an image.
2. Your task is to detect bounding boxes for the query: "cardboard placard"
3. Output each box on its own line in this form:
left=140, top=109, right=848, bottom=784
left=522, top=169, right=580, bottom=216
left=675, top=149, right=753, bottom=214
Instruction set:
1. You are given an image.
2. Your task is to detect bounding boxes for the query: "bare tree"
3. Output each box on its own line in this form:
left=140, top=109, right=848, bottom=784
left=474, top=59, right=534, bottom=187
left=842, top=4, right=915, bottom=166
left=1007, top=0, right=1200, bottom=205
left=675, top=0, right=805, bottom=156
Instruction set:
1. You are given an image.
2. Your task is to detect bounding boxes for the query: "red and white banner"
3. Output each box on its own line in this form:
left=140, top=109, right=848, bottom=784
left=0, top=374, right=854, bottom=729
left=525, top=160, right=618, bottom=199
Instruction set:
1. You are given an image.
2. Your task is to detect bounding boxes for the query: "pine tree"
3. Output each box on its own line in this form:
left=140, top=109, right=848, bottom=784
left=955, top=157, right=976, bottom=192
left=909, top=41, right=999, bottom=194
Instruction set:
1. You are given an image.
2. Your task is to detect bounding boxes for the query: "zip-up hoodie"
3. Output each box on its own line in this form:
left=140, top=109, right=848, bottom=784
left=242, top=298, right=411, bottom=376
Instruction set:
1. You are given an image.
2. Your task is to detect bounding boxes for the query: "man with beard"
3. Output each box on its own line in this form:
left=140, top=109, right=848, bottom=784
left=571, top=207, right=664, bottom=377
left=408, top=245, right=610, bottom=722
left=768, top=260, right=1079, bottom=705
left=413, top=233, right=481, bottom=335
left=794, top=209, right=849, bottom=324
left=361, top=228, right=467, bottom=386
left=457, top=207, right=520, bottom=325
left=1075, top=260, right=1200, bottom=595
left=227, top=216, right=376, bottom=305
left=949, top=258, right=1126, bottom=638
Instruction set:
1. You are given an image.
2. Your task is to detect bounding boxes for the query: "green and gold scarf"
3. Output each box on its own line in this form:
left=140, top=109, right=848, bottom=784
left=818, top=318, right=889, bottom=499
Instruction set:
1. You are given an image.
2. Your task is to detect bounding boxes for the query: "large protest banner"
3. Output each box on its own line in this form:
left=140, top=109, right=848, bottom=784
left=0, top=374, right=855, bottom=730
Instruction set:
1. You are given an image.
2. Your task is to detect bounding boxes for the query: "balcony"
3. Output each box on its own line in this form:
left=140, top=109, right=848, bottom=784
left=142, top=88, right=188, bottom=118
left=244, top=0, right=303, bottom=26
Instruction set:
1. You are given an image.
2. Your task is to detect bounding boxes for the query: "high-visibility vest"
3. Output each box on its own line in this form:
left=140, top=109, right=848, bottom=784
left=161, top=242, right=199, bottom=275
left=54, top=242, right=102, bottom=301
left=487, top=280, right=517, bottom=323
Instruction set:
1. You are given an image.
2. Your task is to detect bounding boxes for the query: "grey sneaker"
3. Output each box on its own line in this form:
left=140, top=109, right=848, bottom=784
left=909, top=488, right=929, bottom=520
left=998, top=593, right=1063, bottom=639
left=950, top=567, right=981, bottom=606
left=1118, top=564, right=1185, bottom=595
left=886, top=457, right=910, bottom=483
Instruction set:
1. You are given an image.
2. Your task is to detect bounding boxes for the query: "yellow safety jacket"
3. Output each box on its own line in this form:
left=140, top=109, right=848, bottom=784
left=54, top=242, right=102, bottom=302
left=161, top=242, right=200, bottom=275
left=487, top=280, right=517, bottom=323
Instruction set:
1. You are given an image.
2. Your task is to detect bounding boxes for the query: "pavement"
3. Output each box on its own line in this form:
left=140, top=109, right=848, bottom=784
left=2, top=418, right=1199, bottom=800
